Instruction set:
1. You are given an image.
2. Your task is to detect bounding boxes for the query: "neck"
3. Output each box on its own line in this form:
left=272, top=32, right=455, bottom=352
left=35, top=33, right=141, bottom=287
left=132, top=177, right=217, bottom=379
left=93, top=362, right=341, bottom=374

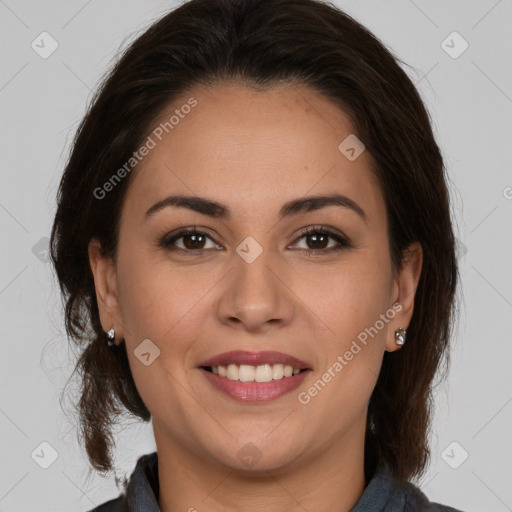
left=155, top=419, right=367, bottom=512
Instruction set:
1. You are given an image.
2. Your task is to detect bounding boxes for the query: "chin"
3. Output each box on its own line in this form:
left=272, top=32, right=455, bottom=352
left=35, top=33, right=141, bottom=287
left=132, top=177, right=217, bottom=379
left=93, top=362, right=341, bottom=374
left=205, top=436, right=306, bottom=475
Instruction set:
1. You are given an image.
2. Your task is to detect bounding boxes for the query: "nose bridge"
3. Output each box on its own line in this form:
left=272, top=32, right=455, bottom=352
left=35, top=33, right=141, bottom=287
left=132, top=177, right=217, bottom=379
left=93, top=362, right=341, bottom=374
left=233, top=234, right=281, bottom=305
left=217, top=233, right=294, bottom=330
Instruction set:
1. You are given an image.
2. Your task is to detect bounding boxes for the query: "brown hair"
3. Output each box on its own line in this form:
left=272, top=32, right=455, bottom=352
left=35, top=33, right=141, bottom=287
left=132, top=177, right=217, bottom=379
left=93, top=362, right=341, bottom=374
left=50, top=0, right=459, bottom=484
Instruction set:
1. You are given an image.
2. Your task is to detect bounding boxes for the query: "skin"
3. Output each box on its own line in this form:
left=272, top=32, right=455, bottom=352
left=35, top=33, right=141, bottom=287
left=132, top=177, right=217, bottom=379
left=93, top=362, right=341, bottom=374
left=89, top=82, right=422, bottom=512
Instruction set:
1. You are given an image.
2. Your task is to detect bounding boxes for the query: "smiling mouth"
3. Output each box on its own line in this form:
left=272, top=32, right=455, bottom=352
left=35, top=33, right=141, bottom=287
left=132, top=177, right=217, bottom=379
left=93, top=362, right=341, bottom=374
left=202, top=363, right=307, bottom=382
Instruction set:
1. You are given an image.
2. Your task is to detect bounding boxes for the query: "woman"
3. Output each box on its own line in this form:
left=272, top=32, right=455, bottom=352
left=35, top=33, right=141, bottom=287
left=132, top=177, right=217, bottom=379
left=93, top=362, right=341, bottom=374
left=50, top=0, right=462, bottom=510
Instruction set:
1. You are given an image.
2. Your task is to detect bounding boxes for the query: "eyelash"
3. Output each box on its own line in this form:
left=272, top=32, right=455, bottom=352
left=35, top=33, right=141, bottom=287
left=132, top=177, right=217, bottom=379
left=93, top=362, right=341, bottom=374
left=159, top=224, right=351, bottom=257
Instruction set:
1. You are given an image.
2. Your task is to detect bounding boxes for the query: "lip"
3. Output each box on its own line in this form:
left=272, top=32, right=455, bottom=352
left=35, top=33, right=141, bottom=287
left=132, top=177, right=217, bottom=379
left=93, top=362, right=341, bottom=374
left=200, top=367, right=311, bottom=402
left=199, top=350, right=311, bottom=369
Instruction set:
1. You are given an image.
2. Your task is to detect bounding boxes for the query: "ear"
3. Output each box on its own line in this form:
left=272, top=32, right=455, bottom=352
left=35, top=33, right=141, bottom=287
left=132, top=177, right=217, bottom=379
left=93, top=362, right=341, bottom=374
left=88, top=239, right=124, bottom=342
left=386, top=241, right=423, bottom=352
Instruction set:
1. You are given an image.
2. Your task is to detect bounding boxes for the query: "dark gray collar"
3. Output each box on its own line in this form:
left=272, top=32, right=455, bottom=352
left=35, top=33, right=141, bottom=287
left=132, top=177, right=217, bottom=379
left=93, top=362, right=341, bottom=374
left=91, top=451, right=462, bottom=512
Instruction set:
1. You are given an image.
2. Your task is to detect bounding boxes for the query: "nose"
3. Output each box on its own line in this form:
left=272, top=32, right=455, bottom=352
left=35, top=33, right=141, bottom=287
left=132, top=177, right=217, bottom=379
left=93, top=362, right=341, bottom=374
left=216, top=247, right=296, bottom=333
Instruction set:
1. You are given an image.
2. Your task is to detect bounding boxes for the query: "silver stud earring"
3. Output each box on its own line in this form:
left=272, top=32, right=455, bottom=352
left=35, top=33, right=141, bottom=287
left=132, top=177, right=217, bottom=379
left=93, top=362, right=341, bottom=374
left=395, top=327, right=406, bottom=346
left=106, top=327, right=116, bottom=346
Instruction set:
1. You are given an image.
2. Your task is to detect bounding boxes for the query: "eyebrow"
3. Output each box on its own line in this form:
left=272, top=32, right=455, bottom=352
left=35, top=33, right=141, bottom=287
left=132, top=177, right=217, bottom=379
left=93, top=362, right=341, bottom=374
left=144, top=193, right=367, bottom=224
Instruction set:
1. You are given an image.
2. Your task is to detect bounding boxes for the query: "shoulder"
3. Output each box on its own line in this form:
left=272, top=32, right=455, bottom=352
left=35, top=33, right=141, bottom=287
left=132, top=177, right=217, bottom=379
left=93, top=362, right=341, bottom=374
left=398, top=480, right=463, bottom=512
left=353, top=462, right=465, bottom=512
left=86, top=495, right=128, bottom=512
left=85, top=451, right=159, bottom=512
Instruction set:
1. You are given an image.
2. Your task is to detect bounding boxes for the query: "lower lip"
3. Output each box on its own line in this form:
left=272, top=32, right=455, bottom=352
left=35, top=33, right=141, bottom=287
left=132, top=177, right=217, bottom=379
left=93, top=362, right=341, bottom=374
left=200, top=368, right=310, bottom=402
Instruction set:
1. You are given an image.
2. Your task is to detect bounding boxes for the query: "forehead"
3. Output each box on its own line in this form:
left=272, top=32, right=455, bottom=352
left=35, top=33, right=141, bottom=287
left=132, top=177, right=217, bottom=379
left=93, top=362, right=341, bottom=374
left=123, top=83, right=385, bottom=227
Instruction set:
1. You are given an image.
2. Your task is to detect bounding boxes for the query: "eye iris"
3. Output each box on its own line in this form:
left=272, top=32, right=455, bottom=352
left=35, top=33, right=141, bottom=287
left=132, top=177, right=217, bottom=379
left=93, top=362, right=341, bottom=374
left=307, top=232, right=328, bottom=250
left=169, top=229, right=339, bottom=252
left=183, top=233, right=205, bottom=250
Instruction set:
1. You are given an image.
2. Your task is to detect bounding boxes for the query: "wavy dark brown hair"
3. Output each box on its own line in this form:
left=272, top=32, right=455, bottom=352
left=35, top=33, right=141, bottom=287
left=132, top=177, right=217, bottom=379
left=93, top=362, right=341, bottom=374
left=50, top=0, right=459, bottom=485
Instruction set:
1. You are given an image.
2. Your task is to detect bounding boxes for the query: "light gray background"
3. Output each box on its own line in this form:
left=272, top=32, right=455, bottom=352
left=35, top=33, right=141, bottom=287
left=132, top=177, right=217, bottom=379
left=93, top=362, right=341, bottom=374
left=1, top=0, right=511, bottom=511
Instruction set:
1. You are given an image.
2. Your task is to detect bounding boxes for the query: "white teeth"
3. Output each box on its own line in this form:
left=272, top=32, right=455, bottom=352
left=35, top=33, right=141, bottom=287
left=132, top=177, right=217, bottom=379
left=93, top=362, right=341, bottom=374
left=255, top=364, right=273, bottom=382
left=239, top=364, right=255, bottom=382
left=226, top=364, right=239, bottom=380
left=272, top=364, right=284, bottom=380
left=210, top=363, right=303, bottom=382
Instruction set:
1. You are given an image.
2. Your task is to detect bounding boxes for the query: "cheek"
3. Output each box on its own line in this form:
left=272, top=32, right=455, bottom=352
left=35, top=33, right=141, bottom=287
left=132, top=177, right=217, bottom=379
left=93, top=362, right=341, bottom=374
left=115, top=243, right=206, bottom=340
left=114, top=248, right=208, bottom=418
left=114, top=245, right=222, bottom=397
left=302, top=256, right=390, bottom=334
left=297, top=267, right=390, bottom=432
left=297, top=254, right=392, bottom=391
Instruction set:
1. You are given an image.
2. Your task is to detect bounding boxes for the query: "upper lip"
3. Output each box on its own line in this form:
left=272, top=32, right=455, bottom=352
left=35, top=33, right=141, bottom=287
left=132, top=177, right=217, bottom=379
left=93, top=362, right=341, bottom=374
left=199, top=350, right=311, bottom=369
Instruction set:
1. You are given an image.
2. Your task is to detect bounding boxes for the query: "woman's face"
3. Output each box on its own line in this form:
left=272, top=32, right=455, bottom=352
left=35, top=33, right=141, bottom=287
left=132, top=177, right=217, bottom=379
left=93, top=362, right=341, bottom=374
left=90, top=83, right=422, bottom=473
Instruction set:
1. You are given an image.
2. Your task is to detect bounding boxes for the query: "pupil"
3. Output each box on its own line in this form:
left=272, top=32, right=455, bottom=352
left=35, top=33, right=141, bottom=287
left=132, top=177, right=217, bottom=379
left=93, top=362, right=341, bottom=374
left=308, top=233, right=327, bottom=249
left=184, top=234, right=204, bottom=249
left=181, top=233, right=328, bottom=251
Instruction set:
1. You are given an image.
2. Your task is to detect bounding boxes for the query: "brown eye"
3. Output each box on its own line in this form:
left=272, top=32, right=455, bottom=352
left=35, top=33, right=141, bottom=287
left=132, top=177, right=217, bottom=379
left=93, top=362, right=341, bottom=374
left=160, top=225, right=351, bottom=256
left=303, top=232, right=330, bottom=250
left=180, top=232, right=207, bottom=250
left=291, top=226, right=351, bottom=255
left=162, top=228, right=221, bottom=252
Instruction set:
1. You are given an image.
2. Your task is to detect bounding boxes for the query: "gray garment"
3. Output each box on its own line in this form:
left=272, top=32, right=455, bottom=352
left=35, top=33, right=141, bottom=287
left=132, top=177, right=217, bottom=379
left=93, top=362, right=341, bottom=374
left=88, top=452, right=463, bottom=512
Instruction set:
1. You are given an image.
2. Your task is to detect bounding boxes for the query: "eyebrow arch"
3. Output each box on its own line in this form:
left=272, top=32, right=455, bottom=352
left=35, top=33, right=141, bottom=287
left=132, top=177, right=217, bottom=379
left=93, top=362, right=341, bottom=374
left=144, top=193, right=367, bottom=224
